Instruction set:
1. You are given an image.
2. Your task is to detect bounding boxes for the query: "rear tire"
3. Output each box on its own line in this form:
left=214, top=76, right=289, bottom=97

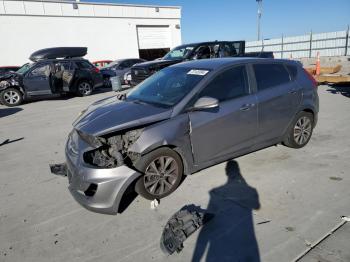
left=283, top=111, right=314, bottom=148
left=77, top=81, right=93, bottom=96
left=134, top=148, right=183, bottom=200
left=0, top=88, right=23, bottom=107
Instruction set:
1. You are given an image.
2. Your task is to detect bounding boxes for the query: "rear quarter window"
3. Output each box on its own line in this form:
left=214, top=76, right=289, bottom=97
left=253, top=63, right=291, bottom=91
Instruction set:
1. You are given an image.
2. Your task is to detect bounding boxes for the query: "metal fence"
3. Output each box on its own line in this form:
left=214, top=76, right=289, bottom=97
left=246, top=27, right=350, bottom=58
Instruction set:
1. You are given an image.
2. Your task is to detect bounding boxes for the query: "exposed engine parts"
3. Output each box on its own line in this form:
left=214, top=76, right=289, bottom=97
left=84, top=128, right=143, bottom=168
left=160, top=205, right=214, bottom=255
left=0, top=72, right=21, bottom=89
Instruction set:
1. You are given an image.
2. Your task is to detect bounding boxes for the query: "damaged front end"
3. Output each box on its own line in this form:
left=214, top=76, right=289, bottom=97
left=0, top=73, right=22, bottom=91
left=81, top=128, right=143, bottom=169
left=51, top=127, right=145, bottom=215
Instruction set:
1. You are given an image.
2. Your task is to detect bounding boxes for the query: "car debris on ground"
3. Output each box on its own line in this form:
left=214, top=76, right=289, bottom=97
left=160, top=205, right=214, bottom=255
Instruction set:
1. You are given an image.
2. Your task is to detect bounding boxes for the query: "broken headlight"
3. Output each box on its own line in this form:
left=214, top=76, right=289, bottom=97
left=0, top=81, right=10, bottom=88
left=76, top=130, right=105, bottom=148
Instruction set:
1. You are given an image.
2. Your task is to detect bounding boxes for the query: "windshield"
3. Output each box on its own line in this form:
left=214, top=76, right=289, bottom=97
left=16, top=63, right=33, bottom=75
left=163, top=44, right=196, bottom=61
left=126, top=67, right=209, bottom=108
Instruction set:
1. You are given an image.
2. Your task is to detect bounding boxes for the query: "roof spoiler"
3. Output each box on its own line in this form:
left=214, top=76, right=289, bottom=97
left=29, top=47, right=87, bottom=62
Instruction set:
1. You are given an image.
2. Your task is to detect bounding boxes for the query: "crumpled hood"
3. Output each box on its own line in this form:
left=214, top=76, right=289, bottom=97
left=0, top=72, right=20, bottom=81
left=74, top=96, right=172, bottom=136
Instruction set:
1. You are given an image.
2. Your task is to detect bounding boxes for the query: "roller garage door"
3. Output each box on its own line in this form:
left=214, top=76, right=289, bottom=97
left=137, top=26, right=171, bottom=60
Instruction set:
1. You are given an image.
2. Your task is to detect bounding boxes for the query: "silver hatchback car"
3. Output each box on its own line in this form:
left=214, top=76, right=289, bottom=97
left=59, top=58, right=318, bottom=215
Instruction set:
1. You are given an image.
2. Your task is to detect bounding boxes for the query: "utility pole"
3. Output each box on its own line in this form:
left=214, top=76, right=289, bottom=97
left=256, top=0, right=263, bottom=41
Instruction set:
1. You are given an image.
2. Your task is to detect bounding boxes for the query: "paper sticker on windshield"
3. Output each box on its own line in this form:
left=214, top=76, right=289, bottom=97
left=187, top=69, right=209, bottom=76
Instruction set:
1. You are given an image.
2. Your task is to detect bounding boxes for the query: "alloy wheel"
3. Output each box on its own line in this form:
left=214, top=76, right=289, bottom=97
left=144, top=156, right=179, bottom=196
left=3, top=90, right=20, bottom=105
left=78, top=82, right=92, bottom=95
left=293, top=116, right=312, bottom=145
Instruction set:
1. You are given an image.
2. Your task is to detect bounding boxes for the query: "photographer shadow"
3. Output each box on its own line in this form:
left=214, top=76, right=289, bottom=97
left=192, top=160, right=261, bottom=262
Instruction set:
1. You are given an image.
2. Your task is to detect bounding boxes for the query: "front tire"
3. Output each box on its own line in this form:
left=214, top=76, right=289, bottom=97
left=0, top=88, right=23, bottom=107
left=77, top=81, right=93, bottom=96
left=134, top=148, right=183, bottom=200
left=283, top=111, right=314, bottom=148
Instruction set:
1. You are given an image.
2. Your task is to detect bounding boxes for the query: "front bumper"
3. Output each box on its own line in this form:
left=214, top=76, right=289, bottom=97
left=63, top=134, right=141, bottom=215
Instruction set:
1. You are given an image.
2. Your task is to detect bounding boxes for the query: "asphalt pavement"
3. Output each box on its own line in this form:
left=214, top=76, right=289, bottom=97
left=0, top=85, right=349, bottom=262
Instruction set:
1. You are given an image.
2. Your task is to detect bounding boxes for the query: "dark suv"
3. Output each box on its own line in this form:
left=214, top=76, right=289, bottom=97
left=0, top=47, right=103, bottom=107
left=130, top=41, right=245, bottom=86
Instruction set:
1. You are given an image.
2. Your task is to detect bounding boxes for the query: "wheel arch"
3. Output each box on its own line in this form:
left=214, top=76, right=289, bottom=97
left=1, top=85, right=25, bottom=96
left=138, top=144, right=190, bottom=176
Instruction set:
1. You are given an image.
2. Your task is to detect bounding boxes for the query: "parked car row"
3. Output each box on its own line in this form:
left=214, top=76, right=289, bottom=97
left=99, top=58, right=146, bottom=87
left=0, top=41, right=274, bottom=107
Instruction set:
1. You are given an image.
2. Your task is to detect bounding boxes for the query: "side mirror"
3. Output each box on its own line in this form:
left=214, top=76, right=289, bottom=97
left=192, top=96, right=219, bottom=110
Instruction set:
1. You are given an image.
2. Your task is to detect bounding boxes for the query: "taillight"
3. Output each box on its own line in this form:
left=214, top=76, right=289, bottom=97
left=303, top=68, right=317, bottom=88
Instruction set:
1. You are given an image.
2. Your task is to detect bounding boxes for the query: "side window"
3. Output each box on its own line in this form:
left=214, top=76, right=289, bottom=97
left=219, top=43, right=237, bottom=57
left=29, top=64, right=51, bottom=77
left=54, top=62, right=71, bottom=72
left=75, top=61, right=93, bottom=69
left=199, top=66, right=249, bottom=102
left=193, top=45, right=211, bottom=59
left=253, top=63, right=291, bottom=91
left=119, top=61, right=130, bottom=69
left=132, top=59, right=143, bottom=66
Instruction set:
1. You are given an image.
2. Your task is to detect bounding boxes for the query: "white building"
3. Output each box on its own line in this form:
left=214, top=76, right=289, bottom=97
left=0, top=0, right=182, bottom=65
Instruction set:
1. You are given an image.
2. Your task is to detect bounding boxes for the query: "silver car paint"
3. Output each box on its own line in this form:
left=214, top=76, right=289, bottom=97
left=65, top=129, right=141, bottom=214
left=74, top=96, right=172, bottom=136
left=66, top=58, right=319, bottom=214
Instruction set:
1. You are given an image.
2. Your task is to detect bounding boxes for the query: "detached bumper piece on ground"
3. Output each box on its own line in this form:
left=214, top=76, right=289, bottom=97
left=50, top=163, right=67, bottom=177
left=160, top=205, right=214, bottom=255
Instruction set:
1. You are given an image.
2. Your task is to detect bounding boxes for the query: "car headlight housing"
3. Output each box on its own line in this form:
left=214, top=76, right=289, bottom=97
left=76, top=130, right=104, bottom=148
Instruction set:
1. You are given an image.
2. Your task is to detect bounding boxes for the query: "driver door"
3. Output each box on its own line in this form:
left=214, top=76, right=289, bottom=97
left=23, top=62, right=52, bottom=95
left=188, top=65, right=258, bottom=165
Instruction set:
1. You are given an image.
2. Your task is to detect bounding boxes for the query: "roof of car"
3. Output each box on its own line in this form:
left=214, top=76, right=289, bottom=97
left=34, top=57, right=88, bottom=63
left=171, top=57, right=298, bottom=70
left=177, top=41, right=243, bottom=48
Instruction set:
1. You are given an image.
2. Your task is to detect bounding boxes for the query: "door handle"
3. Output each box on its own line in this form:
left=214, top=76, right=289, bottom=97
left=240, top=103, right=255, bottom=111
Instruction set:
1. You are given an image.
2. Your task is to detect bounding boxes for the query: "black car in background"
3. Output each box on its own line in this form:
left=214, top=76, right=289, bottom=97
left=0, top=66, right=21, bottom=77
left=100, top=58, right=146, bottom=86
left=130, top=41, right=245, bottom=86
left=0, top=47, right=103, bottom=107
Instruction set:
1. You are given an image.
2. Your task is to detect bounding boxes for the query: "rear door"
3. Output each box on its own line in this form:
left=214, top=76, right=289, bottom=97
left=253, top=63, right=301, bottom=144
left=23, top=62, right=52, bottom=95
left=189, top=65, right=258, bottom=164
left=221, top=41, right=245, bottom=57
left=60, top=61, right=75, bottom=92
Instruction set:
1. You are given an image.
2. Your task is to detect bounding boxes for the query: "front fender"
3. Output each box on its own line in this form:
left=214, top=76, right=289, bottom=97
left=128, top=114, right=194, bottom=174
